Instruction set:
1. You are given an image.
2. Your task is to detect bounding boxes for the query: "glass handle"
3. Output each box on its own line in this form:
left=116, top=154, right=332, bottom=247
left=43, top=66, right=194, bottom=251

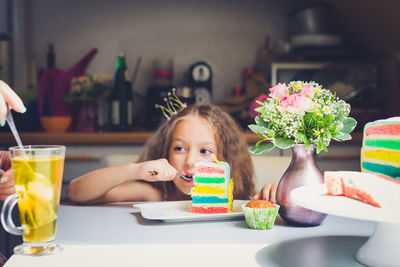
left=0, top=194, right=23, bottom=235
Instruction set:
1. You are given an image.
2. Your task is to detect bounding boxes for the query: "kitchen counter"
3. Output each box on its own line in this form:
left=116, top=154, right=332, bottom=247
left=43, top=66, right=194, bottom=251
left=0, top=131, right=363, bottom=145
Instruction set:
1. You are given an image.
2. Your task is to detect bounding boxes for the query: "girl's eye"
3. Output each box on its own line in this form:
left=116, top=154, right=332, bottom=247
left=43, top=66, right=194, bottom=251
left=200, top=148, right=212, bottom=155
left=173, top=146, right=185, bottom=152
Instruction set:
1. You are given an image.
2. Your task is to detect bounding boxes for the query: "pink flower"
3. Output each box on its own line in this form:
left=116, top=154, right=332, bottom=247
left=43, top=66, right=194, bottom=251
left=250, top=94, right=269, bottom=117
left=279, top=94, right=313, bottom=113
left=76, top=76, right=86, bottom=83
left=300, top=83, right=315, bottom=99
left=269, top=83, right=289, bottom=98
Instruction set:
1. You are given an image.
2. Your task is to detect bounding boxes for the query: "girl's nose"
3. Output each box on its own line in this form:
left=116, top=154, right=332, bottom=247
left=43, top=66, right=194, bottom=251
left=185, top=151, right=198, bottom=169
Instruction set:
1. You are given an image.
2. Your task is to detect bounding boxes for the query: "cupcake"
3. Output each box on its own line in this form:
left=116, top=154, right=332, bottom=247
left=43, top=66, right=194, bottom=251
left=242, top=200, right=279, bottom=230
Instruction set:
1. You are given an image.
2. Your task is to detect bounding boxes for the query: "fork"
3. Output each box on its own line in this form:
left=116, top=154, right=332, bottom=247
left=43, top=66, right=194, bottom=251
left=148, top=171, right=193, bottom=181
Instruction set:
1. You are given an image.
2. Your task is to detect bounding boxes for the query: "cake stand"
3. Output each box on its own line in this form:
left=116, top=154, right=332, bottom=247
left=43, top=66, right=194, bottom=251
left=291, top=185, right=400, bottom=267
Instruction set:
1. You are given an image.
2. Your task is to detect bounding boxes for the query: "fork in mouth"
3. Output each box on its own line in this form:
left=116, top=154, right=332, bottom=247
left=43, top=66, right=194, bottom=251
left=179, top=174, right=193, bottom=181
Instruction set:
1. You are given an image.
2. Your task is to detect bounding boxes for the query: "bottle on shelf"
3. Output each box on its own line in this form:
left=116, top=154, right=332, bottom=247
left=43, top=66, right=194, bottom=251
left=47, top=44, right=56, bottom=68
left=105, top=52, right=133, bottom=131
left=40, top=43, right=56, bottom=117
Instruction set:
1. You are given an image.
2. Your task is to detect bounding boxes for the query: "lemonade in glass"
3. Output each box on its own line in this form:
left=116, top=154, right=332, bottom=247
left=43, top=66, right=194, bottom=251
left=1, top=145, right=65, bottom=256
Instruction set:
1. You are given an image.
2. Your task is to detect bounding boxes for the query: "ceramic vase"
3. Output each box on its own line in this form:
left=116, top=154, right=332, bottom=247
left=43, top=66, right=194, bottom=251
left=276, top=144, right=327, bottom=226
left=77, top=101, right=98, bottom=132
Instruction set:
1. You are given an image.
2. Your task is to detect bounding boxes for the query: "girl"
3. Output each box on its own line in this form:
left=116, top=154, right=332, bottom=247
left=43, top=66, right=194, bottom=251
left=67, top=104, right=261, bottom=203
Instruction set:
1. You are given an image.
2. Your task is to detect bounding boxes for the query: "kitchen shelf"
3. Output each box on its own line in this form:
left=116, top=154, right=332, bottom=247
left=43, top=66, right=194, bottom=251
left=0, top=131, right=363, bottom=146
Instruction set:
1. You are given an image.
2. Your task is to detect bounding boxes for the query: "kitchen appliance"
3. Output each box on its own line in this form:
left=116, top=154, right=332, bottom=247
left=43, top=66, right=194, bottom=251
left=271, top=62, right=328, bottom=86
left=188, top=61, right=212, bottom=104
left=288, top=4, right=342, bottom=48
left=271, top=61, right=378, bottom=103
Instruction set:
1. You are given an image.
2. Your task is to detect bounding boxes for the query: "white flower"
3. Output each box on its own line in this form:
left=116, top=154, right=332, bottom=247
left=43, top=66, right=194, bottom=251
left=323, top=106, right=331, bottom=114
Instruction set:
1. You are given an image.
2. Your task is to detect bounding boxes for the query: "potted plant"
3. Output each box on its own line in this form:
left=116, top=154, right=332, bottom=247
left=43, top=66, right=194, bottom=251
left=64, top=74, right=112, bottom=132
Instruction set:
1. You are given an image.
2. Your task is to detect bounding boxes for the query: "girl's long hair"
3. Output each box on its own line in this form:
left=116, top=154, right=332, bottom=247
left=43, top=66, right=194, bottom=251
left=138, top=104, right=255, bottom=200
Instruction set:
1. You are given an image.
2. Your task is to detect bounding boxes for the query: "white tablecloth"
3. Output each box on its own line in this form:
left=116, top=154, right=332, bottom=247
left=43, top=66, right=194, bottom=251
left=5, top=203, right=374, bottom=267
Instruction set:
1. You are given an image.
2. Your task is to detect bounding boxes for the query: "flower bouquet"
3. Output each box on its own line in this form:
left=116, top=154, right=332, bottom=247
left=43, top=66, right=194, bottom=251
left=249, top=81, right=357, bottom=154
left=64, top=74, right=112, bottom=103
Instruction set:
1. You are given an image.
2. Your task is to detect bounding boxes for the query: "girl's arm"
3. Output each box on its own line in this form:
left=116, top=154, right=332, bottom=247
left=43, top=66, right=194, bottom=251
left=66, top=158, right=177, bottom=203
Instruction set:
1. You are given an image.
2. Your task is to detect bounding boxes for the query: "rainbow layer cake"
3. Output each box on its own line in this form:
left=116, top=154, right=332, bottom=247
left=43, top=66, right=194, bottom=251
left=324, top=171, right=400, bottom=208
left=361, top=117, right=400, bottom=181
left=190, top=160, right=234, bottom=214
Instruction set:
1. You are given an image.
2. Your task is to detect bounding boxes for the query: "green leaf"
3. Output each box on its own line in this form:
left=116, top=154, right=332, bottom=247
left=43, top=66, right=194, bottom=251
left=249, top=143, right=275, bottom=155
left=316, top=141, right=325, bottom=154
left=295, top=131, right=307, bottom=143
left=254, top=106, right=264, bottom=113
left=267, top=129, right=276, bottom=138
left=274, top=138, right=296, bottom=149
left=255, top=116, right=268, bottom=127
left=255, top=140, right=264, bottom=147
left=248, top=124, right=266, bottom=135
left=326, top=130, right=332, bottom=140
left=304, top=139, right=310, bottom=147
left=324, top=114, right=333, bottom=129
left=341, top=117, right=357, bottom=134
left=334, top=132, right=352, bottom=141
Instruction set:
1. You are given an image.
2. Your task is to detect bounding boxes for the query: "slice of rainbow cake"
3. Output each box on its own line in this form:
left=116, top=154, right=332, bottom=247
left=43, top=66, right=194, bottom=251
left=190, top=161, right=234, bottom=214
left=361, top=117, right=400, bottom=181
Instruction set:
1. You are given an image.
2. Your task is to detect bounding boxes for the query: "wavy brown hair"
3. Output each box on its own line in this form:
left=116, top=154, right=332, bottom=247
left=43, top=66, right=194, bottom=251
left=138, top=104, right=255, bottom=200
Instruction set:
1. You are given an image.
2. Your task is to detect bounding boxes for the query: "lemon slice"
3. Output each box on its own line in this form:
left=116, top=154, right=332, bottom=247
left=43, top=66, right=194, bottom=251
left=19, top=192, right=57, bottom=229
left=27, top=180, right=53, bottom=201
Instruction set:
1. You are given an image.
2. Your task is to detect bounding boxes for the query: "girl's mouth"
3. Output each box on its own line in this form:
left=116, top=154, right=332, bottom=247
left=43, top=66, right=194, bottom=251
left=179, top=174, right=193, bottom=182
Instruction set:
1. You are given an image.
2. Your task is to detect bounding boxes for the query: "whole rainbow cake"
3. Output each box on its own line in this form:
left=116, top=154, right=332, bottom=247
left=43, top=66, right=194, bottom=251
left=361, top=117, right=400, bottom=181
left=190, top=160, right=234, bottom=214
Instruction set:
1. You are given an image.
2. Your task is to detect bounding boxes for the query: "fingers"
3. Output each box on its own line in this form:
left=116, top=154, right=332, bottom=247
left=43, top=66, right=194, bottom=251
left=269, top=183, right=278, bottom=203
left=0, top=151, right=11, bottom=170
left=0, top=169, right=15, bottom=201
left=0, top=185, right=15, bottom=201
left=0, top=80, right=27, bottom=125
left=0, top=92, right=6, bottom=126
left=141, top=159, right=177, bottom=182
left=153, top=159, right=177, bottom=181
left=0, top=169, right=14, bottom=186
left=253, top=183, right=278, bottom=202
left=252, top=192, right=261, bottom=200
left=261, top=184, right=273, bottom=201
left=0, top=80, right=26, bottom=113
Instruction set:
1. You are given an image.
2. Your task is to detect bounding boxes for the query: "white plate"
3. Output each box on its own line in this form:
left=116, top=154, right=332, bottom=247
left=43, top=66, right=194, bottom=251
left=134, top=200, right=248, bottom=222
left=291, top=184, right=400, bottom=223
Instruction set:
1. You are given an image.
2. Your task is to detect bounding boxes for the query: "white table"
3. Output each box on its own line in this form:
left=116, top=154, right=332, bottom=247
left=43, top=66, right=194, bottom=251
left=5, top=202, right=374, bottom=267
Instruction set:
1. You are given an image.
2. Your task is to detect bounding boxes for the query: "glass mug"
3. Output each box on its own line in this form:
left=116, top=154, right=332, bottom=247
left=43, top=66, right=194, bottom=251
left=1, top=145, right=65, bottom=256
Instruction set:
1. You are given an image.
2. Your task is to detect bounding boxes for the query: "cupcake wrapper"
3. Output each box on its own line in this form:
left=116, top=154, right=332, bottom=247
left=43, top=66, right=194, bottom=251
left=242, top=204, right=280, bottom=230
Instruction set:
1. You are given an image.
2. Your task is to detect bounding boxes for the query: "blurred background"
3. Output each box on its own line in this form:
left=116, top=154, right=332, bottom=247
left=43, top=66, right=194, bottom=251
left=0, top=0, right=399, bottom=133
left=1, top=0, right=399, bottom=257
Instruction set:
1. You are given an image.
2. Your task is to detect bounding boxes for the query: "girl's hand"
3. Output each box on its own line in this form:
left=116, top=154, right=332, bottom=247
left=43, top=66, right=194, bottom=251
left=253, top=183, right=278, bottom=203
left=135, top=159, right=178, bottom=182
left=0, top=80, right=26, bottom=126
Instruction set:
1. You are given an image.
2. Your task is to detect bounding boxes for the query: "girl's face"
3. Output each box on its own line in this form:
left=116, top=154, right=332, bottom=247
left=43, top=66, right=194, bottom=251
left=169, top=115, right=217, bottom=195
